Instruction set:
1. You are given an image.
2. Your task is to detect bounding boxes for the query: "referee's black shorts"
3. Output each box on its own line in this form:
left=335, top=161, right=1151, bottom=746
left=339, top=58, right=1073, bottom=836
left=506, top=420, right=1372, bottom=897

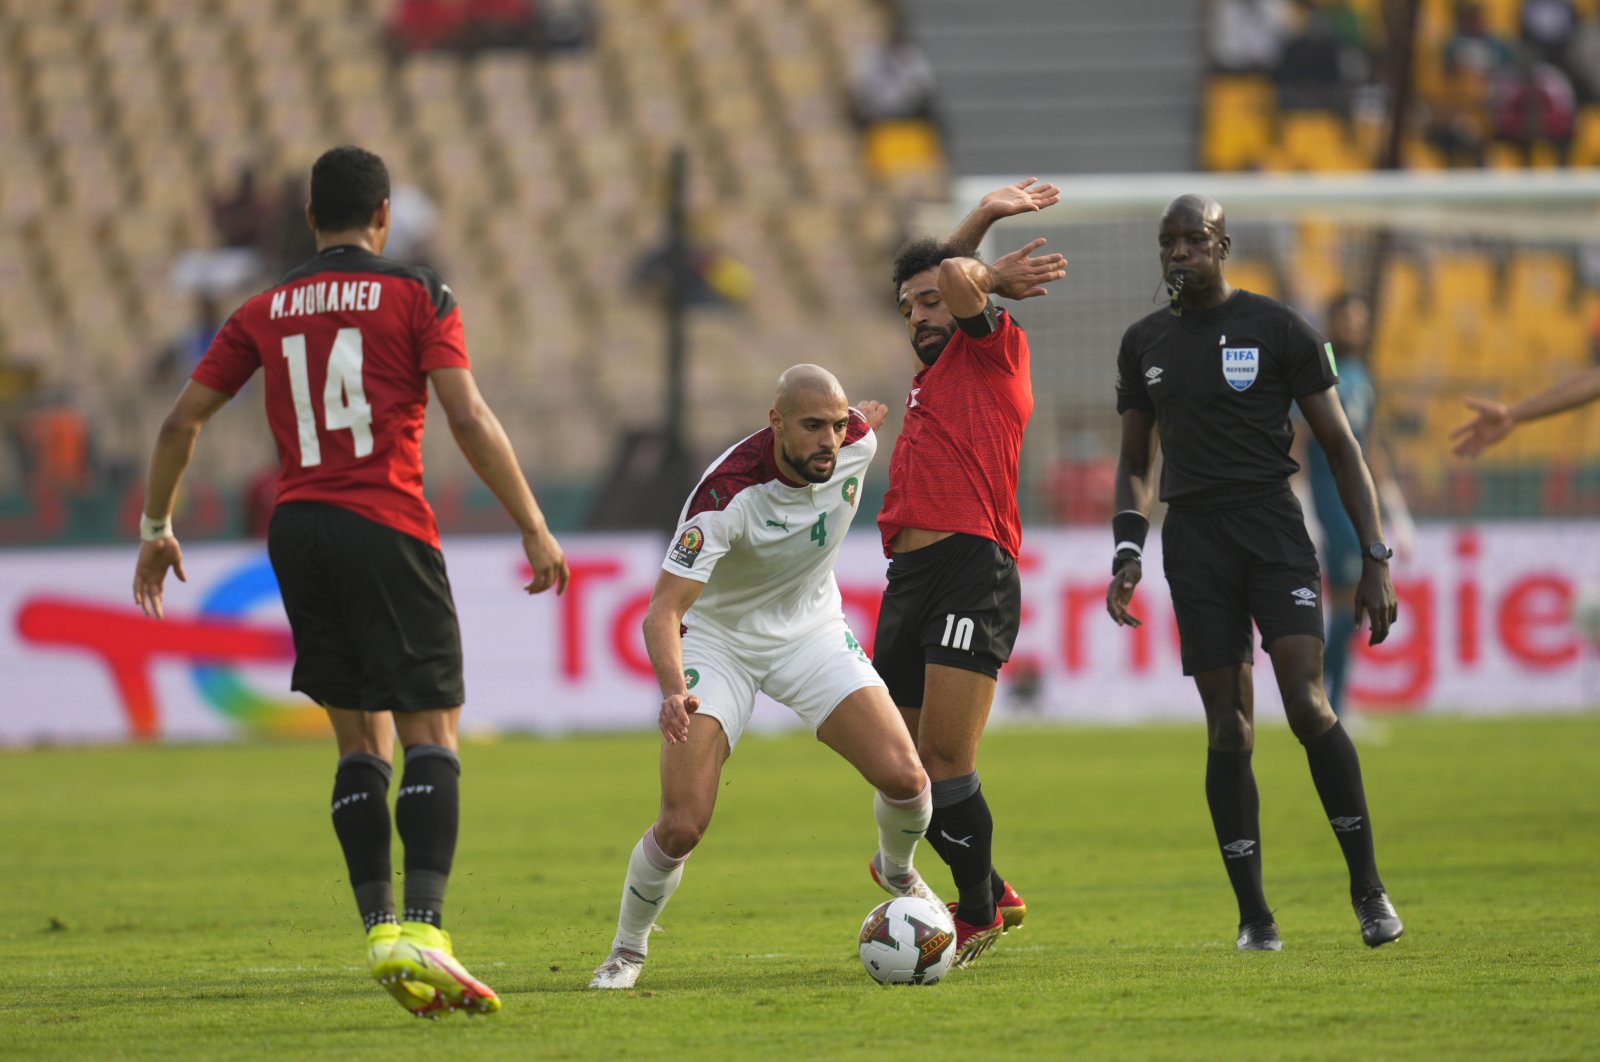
left=871, top=533, right=1021, bottom=709
left=1161, top=491, right=1325, bottom=676
left=267, top=501, right=464, bottom=712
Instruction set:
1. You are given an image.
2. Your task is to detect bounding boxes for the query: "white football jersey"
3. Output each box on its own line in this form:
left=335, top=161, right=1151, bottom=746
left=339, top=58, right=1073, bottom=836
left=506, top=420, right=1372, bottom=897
left=662, top=408, right=876, bottom=643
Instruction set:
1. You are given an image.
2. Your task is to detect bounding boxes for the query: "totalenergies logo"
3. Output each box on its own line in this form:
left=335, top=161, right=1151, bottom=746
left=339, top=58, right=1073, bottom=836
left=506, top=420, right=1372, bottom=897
left=16, top=554, right=322, bottom=739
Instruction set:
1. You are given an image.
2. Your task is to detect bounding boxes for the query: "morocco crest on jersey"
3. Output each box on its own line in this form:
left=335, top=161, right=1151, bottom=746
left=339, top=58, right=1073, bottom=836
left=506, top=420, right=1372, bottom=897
left=1222, top=346, right=1259, bottom=391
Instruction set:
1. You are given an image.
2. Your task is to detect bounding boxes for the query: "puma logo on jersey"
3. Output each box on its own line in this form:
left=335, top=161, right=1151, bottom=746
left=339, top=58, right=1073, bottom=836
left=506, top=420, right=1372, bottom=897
left=908, top=387, right=922, bottom=408
left=766, top=517, right=789, bottom=531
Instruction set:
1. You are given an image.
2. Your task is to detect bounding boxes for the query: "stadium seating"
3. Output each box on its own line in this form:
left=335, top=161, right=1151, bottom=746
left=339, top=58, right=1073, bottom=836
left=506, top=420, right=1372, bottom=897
left=0, top=0, right=913, bottom=508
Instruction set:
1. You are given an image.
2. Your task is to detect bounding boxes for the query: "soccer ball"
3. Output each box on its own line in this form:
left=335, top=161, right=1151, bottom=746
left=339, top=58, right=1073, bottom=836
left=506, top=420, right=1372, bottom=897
left=1573, top=584, right=1600, bottom=646
left=857, top=895, right=956, bottom=985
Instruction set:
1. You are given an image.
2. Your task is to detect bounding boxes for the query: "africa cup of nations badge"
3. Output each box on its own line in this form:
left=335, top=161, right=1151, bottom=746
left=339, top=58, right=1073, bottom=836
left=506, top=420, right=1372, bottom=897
left=842, top=476, right=860, bottom=507
left=1222, top=346, right=1259, bottom=392
left=670, top=526, right=704, bottom=568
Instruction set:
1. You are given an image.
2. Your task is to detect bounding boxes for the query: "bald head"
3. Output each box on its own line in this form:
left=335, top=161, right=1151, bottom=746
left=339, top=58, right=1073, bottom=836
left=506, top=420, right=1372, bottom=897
left=1158, top=193, right=1233, bottom=311
left=769, top=364, right=851, bottom=484
left=774, top=363, right=846, bottom=416
left=1162, top=194, right=1226, bottom=236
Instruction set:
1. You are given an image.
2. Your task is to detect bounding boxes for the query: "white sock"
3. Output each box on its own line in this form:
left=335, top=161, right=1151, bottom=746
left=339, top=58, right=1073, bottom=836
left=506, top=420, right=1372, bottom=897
left=874, top=779, right=932, bottom=883
left=612, top=824, right=688, bottom=957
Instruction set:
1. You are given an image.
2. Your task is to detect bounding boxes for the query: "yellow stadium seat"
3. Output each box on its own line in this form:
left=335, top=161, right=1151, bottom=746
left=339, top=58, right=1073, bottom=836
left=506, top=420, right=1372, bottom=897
left=1203, top=75, right=1274, bottom=171
left=1571, top=106, right=1600, bottom=167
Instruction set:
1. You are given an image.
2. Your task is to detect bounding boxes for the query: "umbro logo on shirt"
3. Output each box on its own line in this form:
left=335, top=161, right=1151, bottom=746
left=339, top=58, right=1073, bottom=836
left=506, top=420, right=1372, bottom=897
left=1144, top=366, right=1164, bottom=385
left=1292, top=587, right=1318, bottom=606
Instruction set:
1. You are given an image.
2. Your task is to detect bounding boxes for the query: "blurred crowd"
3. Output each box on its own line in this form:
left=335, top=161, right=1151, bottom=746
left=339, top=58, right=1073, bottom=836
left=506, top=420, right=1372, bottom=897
left=1207, top=0, right=1600, bottom=168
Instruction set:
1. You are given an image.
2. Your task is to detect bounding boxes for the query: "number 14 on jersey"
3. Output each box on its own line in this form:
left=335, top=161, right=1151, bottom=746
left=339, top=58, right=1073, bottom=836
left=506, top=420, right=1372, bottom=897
left=282, top=327, right=373, bottom=468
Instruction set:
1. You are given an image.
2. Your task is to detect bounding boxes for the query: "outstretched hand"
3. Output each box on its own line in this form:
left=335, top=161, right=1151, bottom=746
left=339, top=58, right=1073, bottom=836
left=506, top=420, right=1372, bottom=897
left=660, top=692, right=701, bottom=744
left=990, top=238, right=1068, bottom=301
left=980, top=177, right=1061, bottom=220
left=1450, top=397, right=1515, bottom=458
left=857, top=400, right=889, bottom=432
left=1105, top=559, right=1143, bottom=628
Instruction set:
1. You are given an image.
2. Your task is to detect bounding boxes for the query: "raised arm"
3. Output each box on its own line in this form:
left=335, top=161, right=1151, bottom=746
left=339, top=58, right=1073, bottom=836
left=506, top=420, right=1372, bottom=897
left=936, top=238, right=1068, bottom=317
left=1105, top=407, right=1159, bottom=628
left=1299, top=386, right=1396, bottom=644
left=947, top=178, right=1061, bottom=256
left=1451, top=365, right=1600, bottom=457
left=133, top=380, right=233, bottom=619
left=643, top=570, right=706, bottom=744
left=430, top=366, right=568, bottom=594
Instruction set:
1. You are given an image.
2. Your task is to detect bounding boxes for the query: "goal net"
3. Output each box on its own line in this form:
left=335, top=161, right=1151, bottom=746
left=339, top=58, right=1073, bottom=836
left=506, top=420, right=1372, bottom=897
left=949, top=171, right=1600, bottom=525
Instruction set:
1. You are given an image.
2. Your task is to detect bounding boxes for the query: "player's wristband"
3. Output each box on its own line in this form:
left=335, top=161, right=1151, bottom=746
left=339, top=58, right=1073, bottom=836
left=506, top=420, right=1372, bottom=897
left=1112, top=510, right=1148, bottom=565
left=139, top=514, right=173, bottom=542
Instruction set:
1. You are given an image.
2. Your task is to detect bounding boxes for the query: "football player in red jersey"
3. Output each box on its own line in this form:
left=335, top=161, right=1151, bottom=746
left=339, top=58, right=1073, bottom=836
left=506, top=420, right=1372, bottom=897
left=132, top=146, right=567, bottom=1018
left=872, top=179, right=1066, bottom=965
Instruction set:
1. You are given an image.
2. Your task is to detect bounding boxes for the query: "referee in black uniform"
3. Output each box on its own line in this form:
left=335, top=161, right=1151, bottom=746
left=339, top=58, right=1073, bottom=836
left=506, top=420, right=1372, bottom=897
left=1105, top=194, right=1404, bottom=951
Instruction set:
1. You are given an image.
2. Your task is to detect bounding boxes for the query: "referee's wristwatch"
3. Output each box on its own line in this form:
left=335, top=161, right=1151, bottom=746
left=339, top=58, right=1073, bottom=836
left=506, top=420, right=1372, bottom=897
left=1365, top=541, right=1393, bottom=565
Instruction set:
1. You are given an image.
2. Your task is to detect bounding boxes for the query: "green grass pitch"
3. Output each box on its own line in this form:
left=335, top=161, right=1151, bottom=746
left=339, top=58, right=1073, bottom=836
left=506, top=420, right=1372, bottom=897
left=4, top=713, right=1598, bottom=1059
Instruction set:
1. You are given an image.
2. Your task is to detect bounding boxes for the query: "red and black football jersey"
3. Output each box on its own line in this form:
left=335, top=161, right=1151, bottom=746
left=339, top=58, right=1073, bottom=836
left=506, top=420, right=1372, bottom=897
left=192, top=245, right=469, bottom=547
left=878, top=307, right=1033, bottom=559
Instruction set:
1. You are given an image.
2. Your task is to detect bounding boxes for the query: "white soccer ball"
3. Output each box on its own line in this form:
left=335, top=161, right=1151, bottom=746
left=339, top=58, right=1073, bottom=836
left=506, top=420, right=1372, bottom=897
left=1573, top=584, right=1600, bottom=645
left=857, top=895, right=956, bottom=985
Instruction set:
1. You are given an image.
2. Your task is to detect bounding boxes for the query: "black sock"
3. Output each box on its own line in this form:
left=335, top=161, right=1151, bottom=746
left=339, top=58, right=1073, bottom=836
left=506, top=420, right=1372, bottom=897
left=331, top=753, right=396, bottom=932
left=1303, top=721, right=1383, bottom=896
left=990, top=867, right=1007, bottom=902
left=395, top=743, right=460, bottom=928
left=925, top=773, right=995, bottom=925
left=1206, top=748, right=1271, bottom=924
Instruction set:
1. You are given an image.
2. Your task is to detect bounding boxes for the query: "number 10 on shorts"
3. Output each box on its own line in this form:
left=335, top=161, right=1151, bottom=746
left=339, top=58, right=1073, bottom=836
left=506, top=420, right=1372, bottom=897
left=940, top=613, right=975, bottom=651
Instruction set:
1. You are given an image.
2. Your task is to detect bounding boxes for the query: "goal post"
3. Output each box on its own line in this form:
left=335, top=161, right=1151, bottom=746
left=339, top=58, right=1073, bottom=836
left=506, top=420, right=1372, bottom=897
left=945, top=170, right=1600, bottom=524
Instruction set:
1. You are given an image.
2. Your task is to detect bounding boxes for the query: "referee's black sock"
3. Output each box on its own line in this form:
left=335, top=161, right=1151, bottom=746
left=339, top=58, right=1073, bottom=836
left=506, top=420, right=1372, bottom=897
left=396, top=743, right=460, bottom=928
left=1205, top=748, right=1272, bottom=924
left=330, top=753, right=397, bottom=932
left=925, top=773, right=996, bottom=925
left=1302, top=721, right=1383, bottom=897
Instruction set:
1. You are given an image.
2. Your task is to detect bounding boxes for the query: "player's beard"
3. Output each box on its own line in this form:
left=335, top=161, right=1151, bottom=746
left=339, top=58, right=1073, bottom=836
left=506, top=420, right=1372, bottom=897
left=912, top=323, right=954, bottom=367
left=781, top=443, right=835, bottom=484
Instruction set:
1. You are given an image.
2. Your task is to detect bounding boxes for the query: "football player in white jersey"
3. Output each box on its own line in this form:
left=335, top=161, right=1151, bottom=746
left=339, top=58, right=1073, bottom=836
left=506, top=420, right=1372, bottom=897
left=590, top=365, right=939, bottom=989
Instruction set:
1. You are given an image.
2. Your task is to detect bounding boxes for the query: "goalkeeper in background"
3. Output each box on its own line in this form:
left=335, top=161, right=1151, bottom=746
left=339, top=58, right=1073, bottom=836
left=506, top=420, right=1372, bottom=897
left=1303, top=293, right=1415, bottom=727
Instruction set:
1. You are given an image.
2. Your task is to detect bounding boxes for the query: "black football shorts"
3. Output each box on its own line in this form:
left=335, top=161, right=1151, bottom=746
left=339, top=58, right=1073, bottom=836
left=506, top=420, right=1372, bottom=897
left=268, top=501, right=465, bottom=711
left=1160, top=491, right=1325, bottom=676
left=871, top=533, right=1021, bottom=709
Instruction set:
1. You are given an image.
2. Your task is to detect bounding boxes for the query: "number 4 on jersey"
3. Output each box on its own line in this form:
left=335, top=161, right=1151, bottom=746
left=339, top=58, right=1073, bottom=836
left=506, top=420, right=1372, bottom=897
left=810, top=512, right=827, bottom=547
left=281, top=327, right=373, bottom=468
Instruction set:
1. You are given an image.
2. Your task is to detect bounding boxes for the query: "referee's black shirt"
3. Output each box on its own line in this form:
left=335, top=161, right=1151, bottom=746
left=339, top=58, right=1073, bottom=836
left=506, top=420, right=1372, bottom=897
left=1116, top=290, right=1338, bottom=512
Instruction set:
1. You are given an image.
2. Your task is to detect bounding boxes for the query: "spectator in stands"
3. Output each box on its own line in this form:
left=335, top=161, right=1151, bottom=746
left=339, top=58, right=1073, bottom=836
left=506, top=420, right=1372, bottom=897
left=849, top=6, right=940, bottom=130
left=538, top=0, right=595, bottom=53
left=1208, top=0, right=1294, bottom=74
left=1273, top=4, right=1350, bottom=111
left=150, top=294, right=224, bottom=386
left=1565, top=10, right=1600, bottom=102
left=1443, top=1, right=1517, bottom=76
left=210, top=165, right=272, bottom=251
left=849, top=4, right=944, bottom=197
left=388, top=0, right=542, bottom=55
left=1492, top=51, right=1578, bottom=165
left=385, top=184, right=441, bottom=269
left=1423, top=59, right=1491, bottom=166
left=1521, top=0, right=1578, bottom=68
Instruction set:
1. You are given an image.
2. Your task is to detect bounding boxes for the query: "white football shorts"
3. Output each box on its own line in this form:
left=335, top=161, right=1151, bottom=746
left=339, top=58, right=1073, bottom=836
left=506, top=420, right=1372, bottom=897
left=682, top=616, right=885, bottom=750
